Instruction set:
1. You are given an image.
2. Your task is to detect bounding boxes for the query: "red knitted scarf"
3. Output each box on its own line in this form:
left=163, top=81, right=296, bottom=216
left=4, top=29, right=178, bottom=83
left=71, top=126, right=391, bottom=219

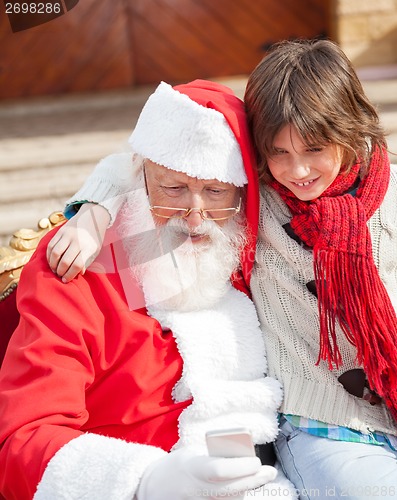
left=271, top=147, right=397, bottom=420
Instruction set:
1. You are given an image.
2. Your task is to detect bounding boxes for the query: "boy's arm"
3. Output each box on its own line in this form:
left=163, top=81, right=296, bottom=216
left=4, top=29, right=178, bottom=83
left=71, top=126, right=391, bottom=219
left=47, top=153, right=134, bottom=282
left=65, top=152, right=135, bottom=225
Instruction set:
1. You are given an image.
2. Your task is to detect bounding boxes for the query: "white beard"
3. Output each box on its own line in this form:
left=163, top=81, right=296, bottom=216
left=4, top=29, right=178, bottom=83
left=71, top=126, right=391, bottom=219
left=117, top=172, right=247, bottom=312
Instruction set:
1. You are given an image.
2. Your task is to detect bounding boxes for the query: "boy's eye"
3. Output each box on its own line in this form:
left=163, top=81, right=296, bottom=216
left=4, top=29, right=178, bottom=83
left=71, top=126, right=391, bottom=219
left=308, top=146, right=323, bottom=153
left=270, top=148, right=286, bottom=156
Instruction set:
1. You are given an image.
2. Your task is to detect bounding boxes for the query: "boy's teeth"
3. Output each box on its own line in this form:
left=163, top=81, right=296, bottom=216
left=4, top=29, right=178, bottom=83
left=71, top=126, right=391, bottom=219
left=296, top=180, right=313, bottom=186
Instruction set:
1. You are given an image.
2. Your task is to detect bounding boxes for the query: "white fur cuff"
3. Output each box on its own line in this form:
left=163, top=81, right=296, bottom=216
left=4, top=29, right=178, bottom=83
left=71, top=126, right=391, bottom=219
left=33, top=433, right=166, bottom=499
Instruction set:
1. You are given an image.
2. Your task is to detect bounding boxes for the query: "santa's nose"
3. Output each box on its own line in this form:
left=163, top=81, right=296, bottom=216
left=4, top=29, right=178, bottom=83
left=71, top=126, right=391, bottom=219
left=184, top=208, right=204, bottom=230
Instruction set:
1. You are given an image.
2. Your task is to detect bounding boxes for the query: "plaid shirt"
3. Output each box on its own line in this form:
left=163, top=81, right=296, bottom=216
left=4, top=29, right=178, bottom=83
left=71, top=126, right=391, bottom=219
left=283, top=414, right=397, bottom=451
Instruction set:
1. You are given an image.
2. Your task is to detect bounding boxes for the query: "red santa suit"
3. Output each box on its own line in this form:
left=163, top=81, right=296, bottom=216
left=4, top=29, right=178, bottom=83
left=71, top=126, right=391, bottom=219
left=0, top=81, right=294, bottom=499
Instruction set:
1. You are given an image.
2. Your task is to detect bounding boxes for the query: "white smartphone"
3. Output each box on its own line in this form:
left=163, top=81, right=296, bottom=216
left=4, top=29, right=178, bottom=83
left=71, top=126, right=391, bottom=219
left=205, top=427, right=256, bottom=458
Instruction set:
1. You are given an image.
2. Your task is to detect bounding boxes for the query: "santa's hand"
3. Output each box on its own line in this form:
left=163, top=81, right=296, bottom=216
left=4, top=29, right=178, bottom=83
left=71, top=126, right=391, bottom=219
left=46, top=203, right=110, bottom=283
left=136, top=447, right=277, bottom=500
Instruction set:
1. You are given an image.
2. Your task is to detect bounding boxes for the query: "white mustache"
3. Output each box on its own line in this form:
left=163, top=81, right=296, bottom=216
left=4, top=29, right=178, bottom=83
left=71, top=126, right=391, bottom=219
left=166, top=218, right=222, bottom=238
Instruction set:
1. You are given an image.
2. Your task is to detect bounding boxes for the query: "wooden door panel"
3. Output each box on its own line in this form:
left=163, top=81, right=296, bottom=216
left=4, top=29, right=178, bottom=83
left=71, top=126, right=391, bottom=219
left=128, top=0, right=329, bottom=85
left=0, top=0, right=133, bottom=99
left=0, top=0, right=329, bottom=99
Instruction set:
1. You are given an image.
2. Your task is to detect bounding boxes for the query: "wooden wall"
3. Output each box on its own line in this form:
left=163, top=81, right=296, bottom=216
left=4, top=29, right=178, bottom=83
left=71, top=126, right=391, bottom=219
left=0, top=0, right=330, bottom=99
left=128, top=0, right=329, bottom=84
left=0, top=1, right=134, bottom=99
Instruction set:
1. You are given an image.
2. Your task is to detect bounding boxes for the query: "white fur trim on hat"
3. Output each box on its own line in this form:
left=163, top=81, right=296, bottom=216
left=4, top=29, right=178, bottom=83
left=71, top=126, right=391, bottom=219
left=128, top=82, right=248, bottom=186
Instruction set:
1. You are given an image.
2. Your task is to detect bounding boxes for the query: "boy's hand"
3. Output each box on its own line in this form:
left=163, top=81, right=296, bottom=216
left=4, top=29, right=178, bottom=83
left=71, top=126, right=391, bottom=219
left=47, top=203, right=110, bottom=283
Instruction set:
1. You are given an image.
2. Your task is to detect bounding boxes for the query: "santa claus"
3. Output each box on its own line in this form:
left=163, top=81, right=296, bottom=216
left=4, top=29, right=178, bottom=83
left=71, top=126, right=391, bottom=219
left=0, top=81, right=296, bottom=499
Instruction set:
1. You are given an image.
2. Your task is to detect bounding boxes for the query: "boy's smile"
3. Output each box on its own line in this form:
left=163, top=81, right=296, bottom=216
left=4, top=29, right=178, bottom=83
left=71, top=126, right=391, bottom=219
left=267, top=124, right=342, bottom=201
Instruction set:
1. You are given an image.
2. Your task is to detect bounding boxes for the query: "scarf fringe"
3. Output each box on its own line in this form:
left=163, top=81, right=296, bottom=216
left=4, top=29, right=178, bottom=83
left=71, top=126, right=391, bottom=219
left=314, top=247, right=397, bottom=420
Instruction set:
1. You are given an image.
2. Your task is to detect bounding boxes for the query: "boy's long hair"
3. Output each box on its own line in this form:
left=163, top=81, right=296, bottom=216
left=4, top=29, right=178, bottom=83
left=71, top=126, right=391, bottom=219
left=244, top=38, right=387, bottom=182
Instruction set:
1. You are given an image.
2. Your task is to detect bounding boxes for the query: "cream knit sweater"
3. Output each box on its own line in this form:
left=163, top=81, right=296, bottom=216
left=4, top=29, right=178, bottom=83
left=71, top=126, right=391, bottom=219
left=251, top=164, right=397, bottom=436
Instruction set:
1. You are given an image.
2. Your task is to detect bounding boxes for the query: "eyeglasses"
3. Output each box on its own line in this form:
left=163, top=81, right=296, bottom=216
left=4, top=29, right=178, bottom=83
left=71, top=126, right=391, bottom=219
left=149, top=197, right=241, bottom=221
left=142, top=162, right=241, bottom=221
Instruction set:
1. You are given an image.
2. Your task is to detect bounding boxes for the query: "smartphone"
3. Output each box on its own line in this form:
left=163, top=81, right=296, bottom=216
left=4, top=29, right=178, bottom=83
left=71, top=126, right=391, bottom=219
left=205, top=427, right=256, bottom=458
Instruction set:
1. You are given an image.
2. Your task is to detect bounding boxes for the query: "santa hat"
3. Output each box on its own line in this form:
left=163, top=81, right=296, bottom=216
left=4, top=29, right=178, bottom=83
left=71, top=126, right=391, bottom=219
left=129, top=80, right=248, bottom=186
left=129, top=79, right=259, bottom=289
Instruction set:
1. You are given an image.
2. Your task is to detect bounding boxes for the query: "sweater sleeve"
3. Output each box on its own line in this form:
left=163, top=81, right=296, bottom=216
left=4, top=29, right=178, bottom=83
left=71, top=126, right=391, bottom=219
left=65, top=153, right=135, bottom=225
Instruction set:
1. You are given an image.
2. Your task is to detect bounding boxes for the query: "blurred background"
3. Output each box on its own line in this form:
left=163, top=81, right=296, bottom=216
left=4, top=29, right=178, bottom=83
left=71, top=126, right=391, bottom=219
left=1, top=0, right=397, bottom=244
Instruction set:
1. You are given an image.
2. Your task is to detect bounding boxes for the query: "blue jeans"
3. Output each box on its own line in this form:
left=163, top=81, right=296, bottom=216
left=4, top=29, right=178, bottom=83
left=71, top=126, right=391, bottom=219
left=274, top=417, right=397, bottom=500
